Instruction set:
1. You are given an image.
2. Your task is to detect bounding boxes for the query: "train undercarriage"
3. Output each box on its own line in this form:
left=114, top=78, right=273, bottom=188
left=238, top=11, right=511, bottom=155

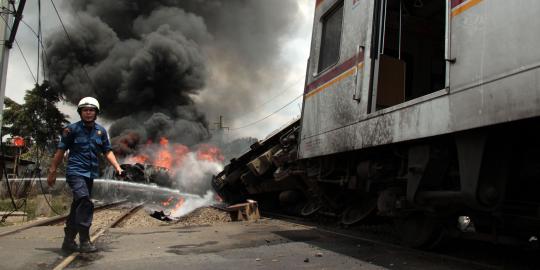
left=212, top=118, right=540, bottom=248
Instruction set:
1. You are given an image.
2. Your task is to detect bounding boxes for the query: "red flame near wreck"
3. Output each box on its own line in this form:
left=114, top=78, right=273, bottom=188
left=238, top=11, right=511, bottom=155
left=155, top=137, right=173, bottom=169
left=125, top=138, right=223, bottom=171
left=197, top=144, right=225, bottom=162
left=160, top=196, right=185, bottom=216
left=162, top=197, right=174, bottom=207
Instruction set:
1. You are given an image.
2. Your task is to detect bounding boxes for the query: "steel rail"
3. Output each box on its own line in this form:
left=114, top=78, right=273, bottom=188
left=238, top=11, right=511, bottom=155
left=0, top=200, right=128, bottom=238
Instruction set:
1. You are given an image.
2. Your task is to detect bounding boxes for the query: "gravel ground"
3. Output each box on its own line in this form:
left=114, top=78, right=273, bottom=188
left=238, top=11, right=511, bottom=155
left=51, top=206, right=233, bottom=231
left=116, top=208, right=167, bottom=229
left=53, top=209, right=126, bottom=233
left=172, top=207, right=231, bottom=227
left=101, top=207, right=231, bottom=228
left=111, top=206, right=232, bottom=229
left=91, top=209, right=126, bottom=232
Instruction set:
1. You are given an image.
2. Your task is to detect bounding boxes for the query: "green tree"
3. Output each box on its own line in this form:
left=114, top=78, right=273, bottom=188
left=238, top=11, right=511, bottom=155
left=3, top=81, right=69, bottom=151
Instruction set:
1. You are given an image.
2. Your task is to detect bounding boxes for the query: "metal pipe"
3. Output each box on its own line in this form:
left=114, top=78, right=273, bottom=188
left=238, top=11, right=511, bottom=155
left=398, top=0, right=402, bottom=60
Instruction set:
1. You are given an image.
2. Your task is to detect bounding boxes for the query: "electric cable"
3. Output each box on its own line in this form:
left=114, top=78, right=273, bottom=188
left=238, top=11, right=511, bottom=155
left=233, top=77, right=304, bottom=121
left=0, top=2, right=58, bottom=221
left=20, top=19, right=50, bottom=82
left=229, top=93, right=303, bottom=130
left=35, top=145, right=62, bottom=216
left=0, top=14, right=36, bottom=82
left=35, top=0, right=63, bottom=216
left=0, top=4, right=34, bottom=220
left=49, top=0, right=96, bottom=91
left=36, top=0, right=41, bottom=83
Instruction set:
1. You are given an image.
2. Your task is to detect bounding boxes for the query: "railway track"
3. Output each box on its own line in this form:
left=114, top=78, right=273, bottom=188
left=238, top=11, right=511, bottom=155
left=0, top=200, right=128, bottom=238
left=52, top=203, right=144, bottom=270
left=260, top=211, right=534, bottom=270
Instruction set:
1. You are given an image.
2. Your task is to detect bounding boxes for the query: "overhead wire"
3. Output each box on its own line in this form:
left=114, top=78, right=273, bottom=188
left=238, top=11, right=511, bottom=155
left=227, top=12, right=312, bottom=131
left=0, top=4, right=36, bottom=219
left=49, top=0, right=96, bottom=90
left=35, top=0, right=62, bottom=216
left=229, top=93, right=303, bottom=131
left=0, top=14, right=37, bottom=84
left=0, top=3, right=31, bottom=222
left=0, top=0, right=62, bottom=221
left=234, top=76, right=304, bottom=120
left=20, top=19, right=49, bottom=81
left=36, top=0, right=41, bottom=83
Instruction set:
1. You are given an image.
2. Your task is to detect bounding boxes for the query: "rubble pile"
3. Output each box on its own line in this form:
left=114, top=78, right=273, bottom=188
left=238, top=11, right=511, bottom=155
left=173, top=207, right=231, bottom=227
left=117, top=208, right=167, bottom=229
left=91, top=209, right=126, bottom=231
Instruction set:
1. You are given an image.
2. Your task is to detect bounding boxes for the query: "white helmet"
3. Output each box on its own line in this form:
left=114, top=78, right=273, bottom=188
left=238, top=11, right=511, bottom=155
left=77, top=97, right=100, bottom=114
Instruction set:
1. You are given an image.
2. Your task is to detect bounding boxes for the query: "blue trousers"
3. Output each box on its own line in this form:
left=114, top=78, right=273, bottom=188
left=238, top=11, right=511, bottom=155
left=66, top=175, right=94, bottom=228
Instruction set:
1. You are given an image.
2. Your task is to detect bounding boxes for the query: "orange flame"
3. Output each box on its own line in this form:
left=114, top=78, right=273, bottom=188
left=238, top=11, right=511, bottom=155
left=124, top=138, right=223, bottom=174
left=159, top=137, right=169, bottom=146
left=170, top=197, right=185, bottom=216
left=155, top=137, right=173, bottom=169
left=12, top=136, right=25, bottom=147
left=196, top=144, right=224, bottom=162
left=173, top=144, right=190, bottom=167
left=162, top=196, right=174, bottom=207
left=128, top=154, right=149, bottom=164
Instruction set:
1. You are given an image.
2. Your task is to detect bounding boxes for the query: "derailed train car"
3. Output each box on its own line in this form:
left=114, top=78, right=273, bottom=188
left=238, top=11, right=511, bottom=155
left=213, top=0, right=540, bottom=247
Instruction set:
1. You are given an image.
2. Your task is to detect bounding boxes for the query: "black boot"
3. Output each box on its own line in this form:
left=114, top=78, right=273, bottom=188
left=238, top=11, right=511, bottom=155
left=61, top=227, right=79, bottom=252
left=78, top=226, right=97, bottom=253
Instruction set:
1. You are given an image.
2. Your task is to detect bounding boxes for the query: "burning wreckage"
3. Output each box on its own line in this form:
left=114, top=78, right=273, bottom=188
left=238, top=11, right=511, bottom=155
left=113, top=138, right=224, bottom=192
left=118, top=163, right=173, bottom=187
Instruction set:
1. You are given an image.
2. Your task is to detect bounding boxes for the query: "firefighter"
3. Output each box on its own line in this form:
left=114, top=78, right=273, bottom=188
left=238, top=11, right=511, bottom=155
left=47, top=97, right=123, bottom=253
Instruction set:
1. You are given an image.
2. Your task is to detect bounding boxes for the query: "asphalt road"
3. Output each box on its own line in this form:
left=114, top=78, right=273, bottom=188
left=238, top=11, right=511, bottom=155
left=0, top=217, right=493, bottom=270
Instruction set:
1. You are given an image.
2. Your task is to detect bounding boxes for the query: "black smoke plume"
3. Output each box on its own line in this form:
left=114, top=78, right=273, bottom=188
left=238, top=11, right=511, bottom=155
left=45, top=0, right=299, bottom=155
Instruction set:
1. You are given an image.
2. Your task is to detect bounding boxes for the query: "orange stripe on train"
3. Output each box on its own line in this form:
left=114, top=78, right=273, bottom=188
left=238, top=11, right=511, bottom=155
left=451, top=0, right=483, bottom=17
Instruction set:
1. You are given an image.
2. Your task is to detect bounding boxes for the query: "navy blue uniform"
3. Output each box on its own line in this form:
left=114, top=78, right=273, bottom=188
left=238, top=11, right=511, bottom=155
left=58, top=121, right=112, bottom=228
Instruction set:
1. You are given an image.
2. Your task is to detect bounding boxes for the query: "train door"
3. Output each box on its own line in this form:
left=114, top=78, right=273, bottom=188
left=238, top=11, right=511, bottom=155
left=369, top=0, right=449, bottom=112
left=299, top=0, right=375, bottom=158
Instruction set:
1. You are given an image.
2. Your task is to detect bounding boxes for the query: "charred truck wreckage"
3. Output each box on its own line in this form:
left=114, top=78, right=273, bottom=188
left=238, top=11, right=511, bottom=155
left=213, top=0, right=540, bottom=249
left=118, top=163, right=173, bottom=187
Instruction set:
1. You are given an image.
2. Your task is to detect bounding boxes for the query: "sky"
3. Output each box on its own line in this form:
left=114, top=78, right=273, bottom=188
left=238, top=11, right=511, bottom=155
left=3, top=0, right=315, bottom=141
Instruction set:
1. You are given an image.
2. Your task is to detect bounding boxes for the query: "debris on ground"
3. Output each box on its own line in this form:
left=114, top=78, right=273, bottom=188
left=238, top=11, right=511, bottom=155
left=150, top=211, right=173, bottom=221
left=173, top=207, right=231, bottom=227
left=117, top=208, right=169, bottom=228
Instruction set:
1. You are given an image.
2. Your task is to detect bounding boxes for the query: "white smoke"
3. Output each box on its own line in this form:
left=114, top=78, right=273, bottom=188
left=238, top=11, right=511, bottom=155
left=170, top=190, right=216, bottom=218
left=173, top=151, right=223, bottom=195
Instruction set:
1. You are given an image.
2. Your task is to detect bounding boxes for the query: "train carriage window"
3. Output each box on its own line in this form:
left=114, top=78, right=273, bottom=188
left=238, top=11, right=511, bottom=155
left=373, top=0, right=447, bottom=111
left=318, top=2, right=344, bottom=72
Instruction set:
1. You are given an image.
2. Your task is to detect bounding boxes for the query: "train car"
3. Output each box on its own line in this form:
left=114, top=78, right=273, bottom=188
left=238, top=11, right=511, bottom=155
left=213, top=0, right=540, bottom=248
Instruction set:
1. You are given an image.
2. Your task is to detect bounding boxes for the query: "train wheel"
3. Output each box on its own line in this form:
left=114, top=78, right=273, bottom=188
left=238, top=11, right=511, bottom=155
left=300, top=199, right=323, bottom=216
left=341, top=196, right=377, bottom=225
left=394, top=213, right=445, bottom=249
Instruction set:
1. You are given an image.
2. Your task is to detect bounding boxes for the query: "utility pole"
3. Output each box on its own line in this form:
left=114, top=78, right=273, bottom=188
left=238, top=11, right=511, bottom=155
left=213, top=115, right=229, bottom=142
left=0, top=0, right=26, bottom=127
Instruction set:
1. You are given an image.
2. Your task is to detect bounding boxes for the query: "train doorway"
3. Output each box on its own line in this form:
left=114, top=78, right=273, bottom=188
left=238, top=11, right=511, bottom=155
left=370, top=0, right=448, bottom=111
